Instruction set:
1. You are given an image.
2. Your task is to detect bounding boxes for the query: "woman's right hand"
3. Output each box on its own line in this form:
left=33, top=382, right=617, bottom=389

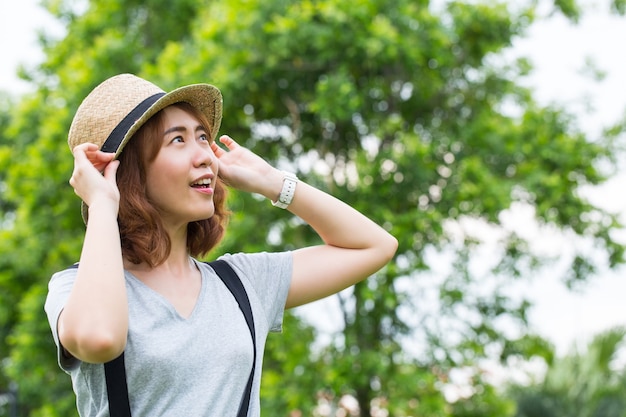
left=62, top=143, right=127, bottom=363
left=69, top=142, right=120, bottom=212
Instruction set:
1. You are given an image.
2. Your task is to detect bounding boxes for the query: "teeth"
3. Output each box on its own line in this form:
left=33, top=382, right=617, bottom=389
left=192, top=178, right=212, bottom=186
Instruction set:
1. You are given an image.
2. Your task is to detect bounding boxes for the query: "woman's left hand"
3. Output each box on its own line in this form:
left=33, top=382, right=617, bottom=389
left=211, top=135, right=283, bottom=199
left=212, top=137, right=398, bottom=310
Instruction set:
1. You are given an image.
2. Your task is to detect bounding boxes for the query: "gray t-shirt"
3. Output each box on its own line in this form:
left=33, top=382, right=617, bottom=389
left=44, top=251, right=293, bottom=417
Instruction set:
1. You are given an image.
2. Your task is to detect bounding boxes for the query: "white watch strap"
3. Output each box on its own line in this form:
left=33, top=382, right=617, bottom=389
left=271, top=171, right=298, bottom=209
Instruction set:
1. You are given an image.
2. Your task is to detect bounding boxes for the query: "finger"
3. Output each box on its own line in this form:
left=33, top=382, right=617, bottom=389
left=83, top=149, right=114, bottom=162
left=211, top=141, right=226, bottom=158
left=103, top=160, right=120, bottom=181
left=72, top=142, right=99, bottom=156
left=219, top=135, right=239, bottom=150
left=72, top=146, right=90, bottom=165
left=96, top=150, right=116, bottom=161
left=90, top=151, right=116, bottom=170
left=73, top=145, right=108, bottom=168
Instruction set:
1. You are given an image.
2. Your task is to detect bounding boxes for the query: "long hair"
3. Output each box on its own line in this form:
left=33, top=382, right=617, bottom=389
left=116, top=102, right=229, bottom=267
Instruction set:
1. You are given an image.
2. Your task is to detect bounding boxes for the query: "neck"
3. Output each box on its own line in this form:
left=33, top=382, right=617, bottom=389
left=167, top=222, right=192, bottom=264
left=124, top=223, right=193, bottom=275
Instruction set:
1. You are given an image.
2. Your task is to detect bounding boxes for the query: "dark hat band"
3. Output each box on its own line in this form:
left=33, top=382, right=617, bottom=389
left=101, top=92, right=166, bottom=153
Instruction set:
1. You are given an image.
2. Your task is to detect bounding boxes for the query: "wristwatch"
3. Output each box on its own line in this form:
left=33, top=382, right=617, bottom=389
left=271, top=171, right=298, bottom=209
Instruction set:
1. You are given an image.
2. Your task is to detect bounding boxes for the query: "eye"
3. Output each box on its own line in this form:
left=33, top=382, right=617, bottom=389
left=199, top=133, right=209, bottom=142
left=171, top=136, right=184, bottom=143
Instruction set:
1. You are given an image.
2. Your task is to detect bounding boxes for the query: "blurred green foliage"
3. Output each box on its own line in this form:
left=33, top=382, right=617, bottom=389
left=1, top=0, right=626, bottom=416
left=509, top=327, right=626, bottom=417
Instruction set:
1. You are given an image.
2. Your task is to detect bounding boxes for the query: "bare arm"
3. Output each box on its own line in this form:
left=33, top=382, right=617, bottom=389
left=58, top=143, right=127, bottom=363
left=212, top=136, right=398, bottom=309
left=284, top=181, right=397, bottom=307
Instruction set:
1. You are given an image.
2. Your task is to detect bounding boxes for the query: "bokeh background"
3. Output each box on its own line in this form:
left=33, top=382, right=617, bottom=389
left=2, top=0, right=626, bottom=416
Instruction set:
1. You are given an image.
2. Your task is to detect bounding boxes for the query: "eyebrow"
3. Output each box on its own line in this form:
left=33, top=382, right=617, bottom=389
left=162, top=125, right=207, bottom=137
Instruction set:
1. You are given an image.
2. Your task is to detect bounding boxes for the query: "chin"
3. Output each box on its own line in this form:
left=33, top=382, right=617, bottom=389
left=187, top=202, right=215, bottom=220
left=190, top=210, right=215, bottom=223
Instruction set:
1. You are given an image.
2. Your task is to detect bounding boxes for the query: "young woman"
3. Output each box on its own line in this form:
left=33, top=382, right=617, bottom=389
left=45, top=74, right=397, bottom=416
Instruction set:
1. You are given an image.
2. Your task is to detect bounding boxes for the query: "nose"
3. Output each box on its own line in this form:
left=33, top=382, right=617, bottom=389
left=192, top=143, right=215, bottom=168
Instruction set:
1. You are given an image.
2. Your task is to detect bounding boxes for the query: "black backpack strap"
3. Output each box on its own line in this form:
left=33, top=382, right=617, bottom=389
left=208, top=259, right=257, bottom=417
left=66, top=260, right=255, bottom=416
left=104, top=353, right=131, bottom=417
left=65, top=264, right=131, bottom=417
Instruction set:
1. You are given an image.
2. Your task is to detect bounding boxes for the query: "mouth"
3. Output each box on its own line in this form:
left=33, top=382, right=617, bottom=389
left=190, top=177, right=212, bottom=189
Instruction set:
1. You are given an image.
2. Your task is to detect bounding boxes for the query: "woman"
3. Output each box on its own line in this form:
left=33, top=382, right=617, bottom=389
left=45, top=74, right=398, bottom=416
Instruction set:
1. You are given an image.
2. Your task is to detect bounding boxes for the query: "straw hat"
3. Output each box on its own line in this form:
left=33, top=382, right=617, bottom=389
left=68, top=73, right=223, bottom=157
left=68, top=74, right=222, bottom=222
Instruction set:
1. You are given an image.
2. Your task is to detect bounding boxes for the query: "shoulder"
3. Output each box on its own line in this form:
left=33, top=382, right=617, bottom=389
left=200, top=252, right=293, bottom=303
left=212, top=252, right=293, bottom=331
left=48, top=264, right=79, bottom=289
left=216, top=251, right=293, bottom=277
left=45, top=264, right=80, bottom=322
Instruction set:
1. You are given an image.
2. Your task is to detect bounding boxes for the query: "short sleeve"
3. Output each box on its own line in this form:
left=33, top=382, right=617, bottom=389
left=44, top=268, right=81, bottom=372
left=218, top=251, right=292, bottom=332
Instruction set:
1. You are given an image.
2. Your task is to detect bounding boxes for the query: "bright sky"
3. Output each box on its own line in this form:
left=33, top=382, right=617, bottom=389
left=2, top=0, right=626, bottom=356
left=510, top=5, right=626, bottom=355
left=0, top=0, right=64, bottom=93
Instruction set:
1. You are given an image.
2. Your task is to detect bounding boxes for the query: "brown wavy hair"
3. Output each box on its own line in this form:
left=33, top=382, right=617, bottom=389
left=116, top=102, right=229, bottom=267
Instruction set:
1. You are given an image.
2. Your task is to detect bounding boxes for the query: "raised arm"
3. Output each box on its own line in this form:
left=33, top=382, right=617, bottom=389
left=283, top=180, right=397, bottom=307
left=59, top=143, right=127, bottom=363
left=212, top=136, right=398, bottom=309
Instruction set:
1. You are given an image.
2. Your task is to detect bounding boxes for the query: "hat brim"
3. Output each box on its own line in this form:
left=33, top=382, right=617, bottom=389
left=80, top=83, right=223, bottom=223
left=111, top=83, right=223, bottom=159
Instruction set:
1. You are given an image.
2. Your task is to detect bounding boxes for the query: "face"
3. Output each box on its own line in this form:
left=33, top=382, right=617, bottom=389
left=145, top=106, right=219, bottom=227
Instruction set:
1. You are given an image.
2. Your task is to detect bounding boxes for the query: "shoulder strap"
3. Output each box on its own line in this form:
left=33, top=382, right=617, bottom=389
left=208, top=259, right=257, bottom=417
left=66, top=264, right=131, bottom=417
left=67, top=260, right=256, bottom=417
left=105, top=353, right=131, bottom=417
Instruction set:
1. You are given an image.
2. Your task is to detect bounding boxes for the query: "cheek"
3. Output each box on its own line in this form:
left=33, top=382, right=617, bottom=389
left=144, top=171, right=161, bottom=203
left=210, top=153, right=219, bottom=173
left=145, top=159, right=180, bottom=200
left=207, top=148, right=219, bottom=173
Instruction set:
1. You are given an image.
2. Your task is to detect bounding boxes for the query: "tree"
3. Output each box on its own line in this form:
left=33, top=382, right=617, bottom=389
left=1, top=0, right=625, bottom=415
left=509, top=327, right=626, bottom=417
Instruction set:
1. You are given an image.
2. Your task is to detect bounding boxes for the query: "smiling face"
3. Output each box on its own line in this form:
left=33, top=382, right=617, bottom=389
left=144, top=105, right=219, bottom=228
left=115, top=101, right=230, bottom=267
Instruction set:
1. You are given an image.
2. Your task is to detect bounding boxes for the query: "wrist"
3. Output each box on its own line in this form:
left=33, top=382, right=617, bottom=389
left=85, top=196, right=119, bottom=219
left=270, top=171, right=298, bottom=209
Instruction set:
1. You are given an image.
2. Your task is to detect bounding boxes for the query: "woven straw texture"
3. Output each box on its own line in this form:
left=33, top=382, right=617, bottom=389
left=68, top=74, right=223, bottom=158
left=67, top=74, right=223, bottom=223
